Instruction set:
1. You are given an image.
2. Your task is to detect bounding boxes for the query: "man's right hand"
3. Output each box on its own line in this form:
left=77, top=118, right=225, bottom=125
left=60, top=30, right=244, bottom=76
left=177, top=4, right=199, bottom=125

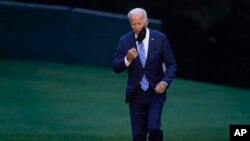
left=126, top=47, right=138, bottom=62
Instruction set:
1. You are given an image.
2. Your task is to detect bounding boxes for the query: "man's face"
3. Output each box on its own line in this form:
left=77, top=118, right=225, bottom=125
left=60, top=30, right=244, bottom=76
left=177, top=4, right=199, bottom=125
left=129, top=13, right=147, bottom=35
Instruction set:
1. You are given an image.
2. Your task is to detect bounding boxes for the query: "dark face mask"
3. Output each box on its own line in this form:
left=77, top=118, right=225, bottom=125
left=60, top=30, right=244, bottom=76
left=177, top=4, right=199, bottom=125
left=136, top=27, right=146, bottom=44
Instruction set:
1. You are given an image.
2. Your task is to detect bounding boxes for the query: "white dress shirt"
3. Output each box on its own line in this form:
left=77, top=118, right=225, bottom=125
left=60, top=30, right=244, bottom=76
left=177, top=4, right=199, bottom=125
left=124, top=28, right=168, bottom=87
left=125, top=27, right=150, bottom=66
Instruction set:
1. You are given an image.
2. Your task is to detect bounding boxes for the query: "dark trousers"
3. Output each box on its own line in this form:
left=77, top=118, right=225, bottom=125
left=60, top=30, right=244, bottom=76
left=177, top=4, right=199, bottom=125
left=129, top=87, right=165, bottom=141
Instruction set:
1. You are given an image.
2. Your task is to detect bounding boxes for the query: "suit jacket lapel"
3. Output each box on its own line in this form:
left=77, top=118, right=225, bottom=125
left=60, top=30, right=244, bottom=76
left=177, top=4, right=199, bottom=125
left=128, top=33, right=143, bottom=68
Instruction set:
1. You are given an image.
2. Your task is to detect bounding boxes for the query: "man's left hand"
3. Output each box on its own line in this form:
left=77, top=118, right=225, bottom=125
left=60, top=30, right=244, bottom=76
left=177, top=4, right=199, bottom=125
left=154, top=81, right=167, bottom=94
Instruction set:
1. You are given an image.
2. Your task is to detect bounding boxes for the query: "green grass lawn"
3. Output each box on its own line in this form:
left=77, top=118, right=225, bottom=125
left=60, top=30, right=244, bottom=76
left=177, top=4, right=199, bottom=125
left=0, top=60, right=249, bottom=141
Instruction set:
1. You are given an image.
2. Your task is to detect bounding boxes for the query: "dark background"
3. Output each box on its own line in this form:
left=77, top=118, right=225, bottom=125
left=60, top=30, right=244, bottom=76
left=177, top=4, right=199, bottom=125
left=4, top=0, right=250, bottom=89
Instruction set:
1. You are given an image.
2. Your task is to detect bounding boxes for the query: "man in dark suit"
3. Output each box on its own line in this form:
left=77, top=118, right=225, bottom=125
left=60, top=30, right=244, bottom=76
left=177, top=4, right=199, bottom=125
left=113, top=8, right=177, bottom=141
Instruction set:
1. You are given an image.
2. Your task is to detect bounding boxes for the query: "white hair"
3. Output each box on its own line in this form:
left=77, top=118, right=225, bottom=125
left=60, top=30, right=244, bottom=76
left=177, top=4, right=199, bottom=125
left=127, top=8, right=148, bottom=22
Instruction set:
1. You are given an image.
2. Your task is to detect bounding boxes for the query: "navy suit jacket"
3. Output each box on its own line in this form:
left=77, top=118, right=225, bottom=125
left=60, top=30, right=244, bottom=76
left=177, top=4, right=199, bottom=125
left=113, top=28, right=177, bottom=103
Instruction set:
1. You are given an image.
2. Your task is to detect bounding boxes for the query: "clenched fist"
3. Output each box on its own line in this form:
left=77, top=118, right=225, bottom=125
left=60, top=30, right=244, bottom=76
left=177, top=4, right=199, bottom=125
left=126, top=47, right=138, bottom=62
left=155, top=81, right=167, bottom=94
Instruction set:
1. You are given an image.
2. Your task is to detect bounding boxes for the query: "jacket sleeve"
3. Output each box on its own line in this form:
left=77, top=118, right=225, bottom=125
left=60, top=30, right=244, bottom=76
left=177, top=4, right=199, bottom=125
left=162, top=35, right=177, bottom=88
left=113, top=39, right=128, bottom=73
